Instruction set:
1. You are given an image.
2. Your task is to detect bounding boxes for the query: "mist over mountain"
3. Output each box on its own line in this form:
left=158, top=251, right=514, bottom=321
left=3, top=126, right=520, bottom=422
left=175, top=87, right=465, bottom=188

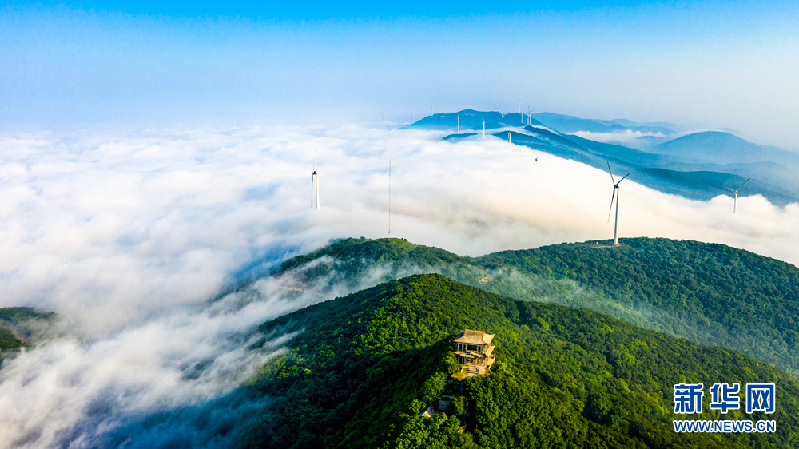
left=2, top=119, right=799, bottom=447
left=246, top=273, right=799, bottom=447
left=0, top=308, right=53, bottom=357
left=411, top=110, right=799, bottom=206
left=269, top=236, right=799, bottom=378
left=4, top=0, right=799, bottom=444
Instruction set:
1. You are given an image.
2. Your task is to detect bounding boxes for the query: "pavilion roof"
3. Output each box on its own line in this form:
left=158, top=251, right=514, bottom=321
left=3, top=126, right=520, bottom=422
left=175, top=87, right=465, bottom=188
left=455, top=329, right=494, bottom=345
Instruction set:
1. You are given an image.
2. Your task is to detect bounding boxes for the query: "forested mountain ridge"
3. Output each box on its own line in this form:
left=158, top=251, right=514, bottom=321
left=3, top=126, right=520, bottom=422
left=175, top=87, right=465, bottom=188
left=271, top=237, right=799, bottom=377
left=480, top=238, right=799, bottom=377
left=243, top=273, right=799, bottom=448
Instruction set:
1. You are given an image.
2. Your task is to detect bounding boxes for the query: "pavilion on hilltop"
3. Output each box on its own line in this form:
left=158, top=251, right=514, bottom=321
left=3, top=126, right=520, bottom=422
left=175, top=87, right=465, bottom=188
left=454, top=329, right=495, bottom=376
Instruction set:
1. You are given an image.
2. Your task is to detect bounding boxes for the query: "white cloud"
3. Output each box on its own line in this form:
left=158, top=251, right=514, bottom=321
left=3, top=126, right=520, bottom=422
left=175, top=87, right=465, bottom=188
left=1, top=124, right=798, bottom=446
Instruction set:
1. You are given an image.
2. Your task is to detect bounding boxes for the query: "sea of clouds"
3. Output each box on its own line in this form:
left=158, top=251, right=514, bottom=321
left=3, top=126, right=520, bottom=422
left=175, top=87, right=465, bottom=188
left=1, top=124, right=798, bottom=447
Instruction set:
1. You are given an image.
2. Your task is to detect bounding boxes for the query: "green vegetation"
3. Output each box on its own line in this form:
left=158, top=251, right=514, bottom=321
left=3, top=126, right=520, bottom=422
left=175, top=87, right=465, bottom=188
left=0, top=307, right=54, bottom=365
left=0, top=325, right=21, bottom=351
left=273, top=237, right=485, bottom=291
left=480, top=238, right=799, bottom=377
left=242, top=274, right=799, bottom=448
left=274, top=237, right=799, bottom=378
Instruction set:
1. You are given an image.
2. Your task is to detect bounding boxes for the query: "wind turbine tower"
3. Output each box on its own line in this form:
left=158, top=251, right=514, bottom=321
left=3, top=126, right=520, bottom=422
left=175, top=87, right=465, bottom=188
left=606, top=162, right=630, bottom=246
left=311, top=160, right=320, bottom=210
left=482, top=120, right=485, bottom=138
left=728, top=178, right=750, bottom=214
left=457, top=115, right=460, bottom=133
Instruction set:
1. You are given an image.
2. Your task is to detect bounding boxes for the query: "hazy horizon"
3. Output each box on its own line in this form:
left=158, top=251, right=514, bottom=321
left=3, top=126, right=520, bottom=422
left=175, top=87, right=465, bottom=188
left=3, top=1, right=799, bottom=149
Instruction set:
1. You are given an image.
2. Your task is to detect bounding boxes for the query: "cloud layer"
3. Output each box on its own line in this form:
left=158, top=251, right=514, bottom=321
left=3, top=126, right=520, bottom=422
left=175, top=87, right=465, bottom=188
left=1, top=124, right=798, bottom=446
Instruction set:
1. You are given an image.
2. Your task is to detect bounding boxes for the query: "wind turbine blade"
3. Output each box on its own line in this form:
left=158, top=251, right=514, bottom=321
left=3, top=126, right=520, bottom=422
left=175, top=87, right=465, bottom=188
left=619, top=172, right=630, bottom=183
left=607, top=189, right=616, bottom=223
left=606, top=161, right=615, bottom=184
left=739, top=177, right=750, bottom=189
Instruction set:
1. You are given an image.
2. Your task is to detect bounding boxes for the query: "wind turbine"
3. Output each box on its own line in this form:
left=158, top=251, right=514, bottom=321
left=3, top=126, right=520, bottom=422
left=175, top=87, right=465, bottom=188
left=457, top=115, right=460, bottom=133
left=482, top=119, right=485, bottom=138
left=310, top=160, right=320, bottom=210
left=606, top=162, right=630, bottom=246
left=727, top=178, right=750, bottom=214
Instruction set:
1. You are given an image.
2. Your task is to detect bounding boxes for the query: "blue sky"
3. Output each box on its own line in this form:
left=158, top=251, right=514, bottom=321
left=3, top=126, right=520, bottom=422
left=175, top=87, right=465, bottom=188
left=2, top=1, right=798, bottom=147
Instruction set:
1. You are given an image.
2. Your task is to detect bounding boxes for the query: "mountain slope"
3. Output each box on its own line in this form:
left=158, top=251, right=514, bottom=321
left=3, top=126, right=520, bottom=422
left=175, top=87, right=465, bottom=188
left=243, top=274, right=799, bottom=448
left=481, top=238, right=799, bottom=376
left=272, top=237, right=799, bottom=378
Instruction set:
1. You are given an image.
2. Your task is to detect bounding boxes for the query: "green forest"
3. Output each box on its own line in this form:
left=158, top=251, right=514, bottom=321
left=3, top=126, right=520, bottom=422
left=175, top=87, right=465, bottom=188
left=0, top=307, right=52, bottom=352
left=271, top=237, right=799, bottom=378
left=241, top=273, right=799, bottom=448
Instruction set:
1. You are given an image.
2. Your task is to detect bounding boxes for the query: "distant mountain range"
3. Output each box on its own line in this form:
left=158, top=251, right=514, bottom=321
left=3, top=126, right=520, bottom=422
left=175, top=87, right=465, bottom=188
left=409, top=110, right=799, bottom=206
left=409, top=109, right=676, bottom=135
left=531, top=112, right=677, bottom=135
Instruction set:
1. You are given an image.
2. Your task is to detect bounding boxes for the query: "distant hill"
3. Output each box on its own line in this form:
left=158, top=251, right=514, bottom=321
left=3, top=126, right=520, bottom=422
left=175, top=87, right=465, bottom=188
left=609, top=118, right=681, bottom=131
left=653, top=131, right=798, bottom=165
left=649, top=132, right=799, bottom=197
left=442, top=132, right=478, bottom=141
left=271, top=237, right=799, bottom=378
left=408, top=111, right=799, bottom=205
left=409, top=109, right=544, bottom=130
left=242, top=273, right=799, bottom=448
left=531, top=112, right=675, bottom=135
